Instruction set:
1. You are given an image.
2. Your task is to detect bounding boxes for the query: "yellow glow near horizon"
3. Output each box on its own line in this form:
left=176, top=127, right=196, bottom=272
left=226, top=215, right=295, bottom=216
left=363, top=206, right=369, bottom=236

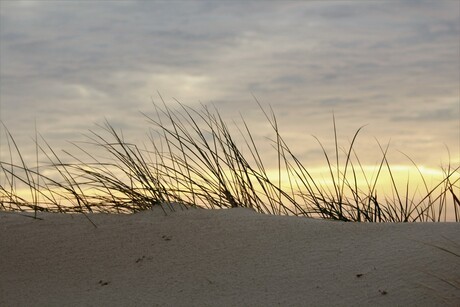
left=268, top=163, right=457, bottom=185
left=2, top=160, right=458, bottom=220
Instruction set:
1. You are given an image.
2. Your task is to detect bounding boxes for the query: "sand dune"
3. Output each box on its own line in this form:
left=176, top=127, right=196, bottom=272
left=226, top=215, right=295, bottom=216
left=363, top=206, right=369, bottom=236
left=1, top=204, right=459, bottom=306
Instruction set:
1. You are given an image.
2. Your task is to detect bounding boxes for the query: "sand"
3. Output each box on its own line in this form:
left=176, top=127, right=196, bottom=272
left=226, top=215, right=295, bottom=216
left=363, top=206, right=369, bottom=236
left=1, top=203, right=459, bottom=306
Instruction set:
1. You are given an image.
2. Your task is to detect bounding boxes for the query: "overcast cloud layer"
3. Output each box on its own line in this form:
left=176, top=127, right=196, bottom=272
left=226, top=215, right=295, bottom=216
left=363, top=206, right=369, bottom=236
left=0, top=1, right=459, bottom=170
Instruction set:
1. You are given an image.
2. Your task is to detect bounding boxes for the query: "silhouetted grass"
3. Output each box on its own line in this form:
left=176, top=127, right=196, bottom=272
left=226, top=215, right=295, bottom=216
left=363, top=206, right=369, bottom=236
left=1, top=101, right=458, bottom=222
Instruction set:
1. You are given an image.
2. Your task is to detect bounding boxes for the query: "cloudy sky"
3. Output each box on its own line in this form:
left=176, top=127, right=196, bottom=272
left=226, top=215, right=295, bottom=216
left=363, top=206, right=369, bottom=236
left=0, top=0, right=459, bottom=181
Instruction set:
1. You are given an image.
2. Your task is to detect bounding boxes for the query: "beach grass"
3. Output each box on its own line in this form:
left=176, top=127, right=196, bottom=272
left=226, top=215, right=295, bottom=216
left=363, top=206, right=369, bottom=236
left=0, top=100, right=458, bottom=222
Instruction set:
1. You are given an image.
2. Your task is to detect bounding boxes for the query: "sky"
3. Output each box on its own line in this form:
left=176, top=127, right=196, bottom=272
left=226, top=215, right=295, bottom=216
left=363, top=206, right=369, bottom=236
left=0, top=0, right=459, bottom=189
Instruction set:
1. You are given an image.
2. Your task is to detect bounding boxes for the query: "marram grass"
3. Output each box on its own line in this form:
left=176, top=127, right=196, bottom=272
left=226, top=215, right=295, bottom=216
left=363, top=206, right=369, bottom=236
left=1, top=101, right=459, bottom=222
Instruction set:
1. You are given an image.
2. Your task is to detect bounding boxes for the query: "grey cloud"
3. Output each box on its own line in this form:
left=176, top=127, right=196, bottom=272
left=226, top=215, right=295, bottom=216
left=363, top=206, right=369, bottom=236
left=391, top=107, right=459, bottom=123
left=318, top=98, right=359, bottom=107
left=0, top=1, right=458, bottom=167
left=272, top=75, right=306, bottom=85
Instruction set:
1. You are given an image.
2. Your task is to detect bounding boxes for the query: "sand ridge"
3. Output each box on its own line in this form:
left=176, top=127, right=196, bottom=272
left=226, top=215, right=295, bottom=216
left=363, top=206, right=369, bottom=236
left=1, top=204, right=459, bottom=306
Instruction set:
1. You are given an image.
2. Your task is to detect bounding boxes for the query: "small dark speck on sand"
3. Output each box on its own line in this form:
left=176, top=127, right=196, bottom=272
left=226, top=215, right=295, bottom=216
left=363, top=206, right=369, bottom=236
left=98, top=280, right=110, bottom=286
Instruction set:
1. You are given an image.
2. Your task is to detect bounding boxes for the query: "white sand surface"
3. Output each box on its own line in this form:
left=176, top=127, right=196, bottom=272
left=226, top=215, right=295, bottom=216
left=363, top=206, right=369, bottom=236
left=1, top=204, right=459, bottom=306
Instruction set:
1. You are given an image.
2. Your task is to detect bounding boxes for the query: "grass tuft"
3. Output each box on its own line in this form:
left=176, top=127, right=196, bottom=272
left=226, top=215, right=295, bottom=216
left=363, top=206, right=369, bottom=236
left=1, top=100, right=458, bottom=222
